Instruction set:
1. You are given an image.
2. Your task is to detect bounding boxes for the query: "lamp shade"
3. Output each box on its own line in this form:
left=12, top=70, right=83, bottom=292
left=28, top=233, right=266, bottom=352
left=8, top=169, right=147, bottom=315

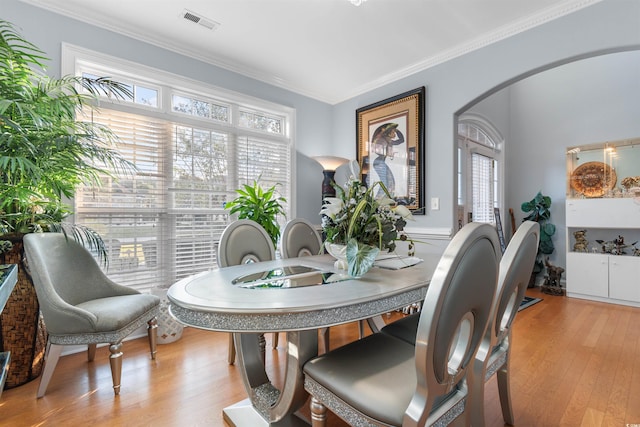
left=312, top=156, right=350, bottom=171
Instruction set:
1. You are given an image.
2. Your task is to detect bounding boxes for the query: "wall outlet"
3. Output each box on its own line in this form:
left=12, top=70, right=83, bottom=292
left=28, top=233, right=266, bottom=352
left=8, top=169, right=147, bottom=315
left=431, top=197, right=440, bottom=210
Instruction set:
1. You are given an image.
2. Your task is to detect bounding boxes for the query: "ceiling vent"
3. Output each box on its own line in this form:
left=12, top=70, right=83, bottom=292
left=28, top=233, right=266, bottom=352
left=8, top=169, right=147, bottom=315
left=181, top=9, right=220, bottom=31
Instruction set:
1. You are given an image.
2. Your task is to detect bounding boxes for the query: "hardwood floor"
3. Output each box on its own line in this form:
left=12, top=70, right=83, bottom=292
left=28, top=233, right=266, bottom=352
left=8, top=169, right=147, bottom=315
left=2, top=288, right=639, bottom=426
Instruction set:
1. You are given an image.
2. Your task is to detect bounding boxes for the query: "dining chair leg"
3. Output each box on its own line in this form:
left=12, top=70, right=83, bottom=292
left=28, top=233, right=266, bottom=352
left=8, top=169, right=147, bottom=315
left=319, top=327, right=330, bottom=353
left=109, top=342, right=123, bottom=396
left=310, top=396, right=328, bottom=427
left=37, top=342, right=63, bottom=398
left=497, top=362, right=515, bottom=425
left=88, top=343, right=97, bottom=362
left=258, top=333, right=266, bottom=365
left=228, top=333, right=236, bottom=365
left=147, top=317, right=158, bottom=360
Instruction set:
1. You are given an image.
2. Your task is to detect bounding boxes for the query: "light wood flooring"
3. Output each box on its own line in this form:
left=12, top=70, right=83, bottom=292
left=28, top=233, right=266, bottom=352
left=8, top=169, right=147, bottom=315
left=2, top=288, right=640, bottom=426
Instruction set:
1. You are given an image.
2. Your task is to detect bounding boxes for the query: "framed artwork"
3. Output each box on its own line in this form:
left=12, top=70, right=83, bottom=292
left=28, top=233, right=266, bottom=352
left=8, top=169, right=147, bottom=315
left=356, top=87, right=425, bottom=213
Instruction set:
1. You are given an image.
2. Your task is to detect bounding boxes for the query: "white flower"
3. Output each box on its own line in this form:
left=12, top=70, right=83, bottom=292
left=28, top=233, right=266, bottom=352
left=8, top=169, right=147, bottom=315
left=393, top=205, right=414, bottom=221
left=319, top=197, right=344, bottom=219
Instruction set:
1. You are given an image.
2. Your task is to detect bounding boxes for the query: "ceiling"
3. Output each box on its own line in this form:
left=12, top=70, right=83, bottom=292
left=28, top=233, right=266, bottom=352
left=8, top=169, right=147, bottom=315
left=23, top=0, right=600, bottom=104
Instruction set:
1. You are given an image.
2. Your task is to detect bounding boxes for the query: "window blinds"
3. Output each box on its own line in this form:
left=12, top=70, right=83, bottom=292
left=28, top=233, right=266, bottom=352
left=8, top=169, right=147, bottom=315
left=75, top=108, right=291, bottom=292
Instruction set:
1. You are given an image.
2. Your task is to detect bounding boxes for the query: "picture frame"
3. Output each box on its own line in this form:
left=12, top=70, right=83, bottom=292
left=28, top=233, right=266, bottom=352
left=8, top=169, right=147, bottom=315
left=356, top=87, right=425, bottom=213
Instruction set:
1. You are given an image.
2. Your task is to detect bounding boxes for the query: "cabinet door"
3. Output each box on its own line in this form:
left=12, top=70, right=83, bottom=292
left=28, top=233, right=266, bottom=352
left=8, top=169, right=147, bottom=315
left=566, top=253, right=609, bottom=298
left=609, top=257, right=640, bottom=302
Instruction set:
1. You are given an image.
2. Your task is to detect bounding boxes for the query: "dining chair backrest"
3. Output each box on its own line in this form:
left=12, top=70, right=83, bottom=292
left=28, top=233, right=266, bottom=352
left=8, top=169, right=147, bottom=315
left=280, top=218, right=322, bottom=258
left=406, top=222, right=502, bottom=425
left=217, top=219, right=275, bottom=267
left=491, top=220, right=539, bottom=345
left=471, top=220, right=539, bottom=426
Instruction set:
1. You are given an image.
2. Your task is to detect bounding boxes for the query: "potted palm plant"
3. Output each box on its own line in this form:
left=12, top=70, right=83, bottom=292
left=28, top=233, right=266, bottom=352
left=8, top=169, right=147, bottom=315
left=0, top=19, right=133, bottom=387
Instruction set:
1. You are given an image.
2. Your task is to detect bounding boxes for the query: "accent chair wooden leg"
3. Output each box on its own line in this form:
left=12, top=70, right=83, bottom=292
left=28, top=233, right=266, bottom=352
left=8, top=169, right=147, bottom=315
left=310, top=396, right=327, bottom=427
left=497, top=362, right=515, bottom=425
left=272, top=332, right=279, bottom=349
left=228, top=333, right=236, bottom=365
left=147, top=317, right=158, bottom=360
left=109, top=342, right=123, bottom=396
left=88, top=343, right=97, bottom=362
left=37, top=342, right=63, bottom=398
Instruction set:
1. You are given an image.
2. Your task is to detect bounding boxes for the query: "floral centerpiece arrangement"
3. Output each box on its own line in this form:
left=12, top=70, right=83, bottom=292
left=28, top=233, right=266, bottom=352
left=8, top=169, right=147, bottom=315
left=320, top=168, right=414, bottom=277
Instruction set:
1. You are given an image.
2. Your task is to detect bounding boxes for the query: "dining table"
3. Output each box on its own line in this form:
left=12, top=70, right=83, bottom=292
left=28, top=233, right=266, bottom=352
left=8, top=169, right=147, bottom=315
left=167, top=253, right=438, bottom=427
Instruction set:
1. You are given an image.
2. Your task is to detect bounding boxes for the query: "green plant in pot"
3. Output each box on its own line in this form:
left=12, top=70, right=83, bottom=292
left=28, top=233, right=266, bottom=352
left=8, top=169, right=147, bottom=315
left=224, top=179, right=287, bottom=247
left=521, top=191, right=556, bottom=286
left=0, top=19, right=133, bottom=387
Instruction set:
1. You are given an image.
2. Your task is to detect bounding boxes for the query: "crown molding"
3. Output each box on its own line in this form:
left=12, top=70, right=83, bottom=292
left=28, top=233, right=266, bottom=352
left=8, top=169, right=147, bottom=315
left=21, top=0, right=602, bottom=105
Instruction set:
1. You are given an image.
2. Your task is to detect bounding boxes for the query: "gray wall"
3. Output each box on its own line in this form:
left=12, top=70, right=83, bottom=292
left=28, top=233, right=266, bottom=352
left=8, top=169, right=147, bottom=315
left=466, top=50, right=640, bottom=269
left=6, top=0, right=640, bottom=269
left=330, top=0, right=640, bottom=247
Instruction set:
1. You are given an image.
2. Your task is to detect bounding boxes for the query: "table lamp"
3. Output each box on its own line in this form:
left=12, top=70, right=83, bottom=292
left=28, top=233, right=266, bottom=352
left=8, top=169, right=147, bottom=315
left=312, top=156, right=350, bottom=200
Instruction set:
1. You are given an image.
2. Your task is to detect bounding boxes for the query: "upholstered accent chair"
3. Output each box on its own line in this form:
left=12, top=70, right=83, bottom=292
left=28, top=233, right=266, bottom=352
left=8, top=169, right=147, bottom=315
left=303, top=222, right=501, bottom=426
left=23, top=232, right=160, bottom=398
left=217, top=219, right=277, bottom=364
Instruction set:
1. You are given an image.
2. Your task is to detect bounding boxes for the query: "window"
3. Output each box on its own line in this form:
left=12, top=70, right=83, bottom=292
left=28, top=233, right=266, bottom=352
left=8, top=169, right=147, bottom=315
left=65, top=45, right=293, bottom=292
left=457, top=116, right=503, bottom=227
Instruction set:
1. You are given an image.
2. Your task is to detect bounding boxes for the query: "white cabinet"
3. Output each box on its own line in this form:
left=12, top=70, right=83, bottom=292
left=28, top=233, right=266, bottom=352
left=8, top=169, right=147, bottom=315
left=566, top=253, right=609, bottom=298
left=565, top=199, right=640, bottom=307
left=609, top=256, right=640, bottom=302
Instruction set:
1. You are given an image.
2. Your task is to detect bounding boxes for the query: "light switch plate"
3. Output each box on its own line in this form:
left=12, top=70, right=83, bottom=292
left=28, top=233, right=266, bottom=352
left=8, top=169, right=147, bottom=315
left=431, top=197, right=440, bottom=210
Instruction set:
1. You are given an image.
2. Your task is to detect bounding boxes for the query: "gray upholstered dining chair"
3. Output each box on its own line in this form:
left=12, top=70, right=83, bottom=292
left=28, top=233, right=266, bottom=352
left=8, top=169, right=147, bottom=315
left=217, top=219, right=277, bottom=364
left=303, top=222, right=501, bottom=426
left=380, top=221, right=539, bottom=426
left=280, top=218, right=322, bottom=258
left=280, top=218, right=333, bottom=352
left=470, top=220, right=539, bottom=426
left=22, top=232, right=160, bottom=398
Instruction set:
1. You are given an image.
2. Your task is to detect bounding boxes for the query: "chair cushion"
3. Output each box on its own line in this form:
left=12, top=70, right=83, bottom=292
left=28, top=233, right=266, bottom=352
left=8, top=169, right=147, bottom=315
left=381, top=313, right=419, bottom=345
left=75, top=294, right=160, bottom=332
left=304, top=333, right=417, bottom=426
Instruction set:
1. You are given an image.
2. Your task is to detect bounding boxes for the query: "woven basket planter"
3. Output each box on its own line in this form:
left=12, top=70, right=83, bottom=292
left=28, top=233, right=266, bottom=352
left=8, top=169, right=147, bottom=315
left=0, top=236, right=47, bottom=388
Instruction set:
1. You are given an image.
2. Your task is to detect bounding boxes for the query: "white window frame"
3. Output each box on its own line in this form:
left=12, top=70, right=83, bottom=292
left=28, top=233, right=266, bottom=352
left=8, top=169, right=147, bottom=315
left=457, top=113, right=504, bottom=227
left=61, top=44, right=296, bottom=291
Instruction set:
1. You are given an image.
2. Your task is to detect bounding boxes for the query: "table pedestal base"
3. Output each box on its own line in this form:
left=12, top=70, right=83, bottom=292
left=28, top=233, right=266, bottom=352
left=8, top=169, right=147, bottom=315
left=223, top=398, right=310, bottom=427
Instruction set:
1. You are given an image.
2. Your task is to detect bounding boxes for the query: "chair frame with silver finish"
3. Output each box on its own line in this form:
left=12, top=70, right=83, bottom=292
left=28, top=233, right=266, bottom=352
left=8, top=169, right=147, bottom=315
left=303, top=222, right=501, bottom=427
left=217, top=219, right=278, bottom=364
left=23, top=232, right=160, bottom=398
left=471, top=220, right=539, bottom=426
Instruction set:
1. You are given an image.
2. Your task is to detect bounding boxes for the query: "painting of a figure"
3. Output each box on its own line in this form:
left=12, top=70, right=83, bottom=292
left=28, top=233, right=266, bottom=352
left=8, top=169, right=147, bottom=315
left=356, top=87, right=425, bottom=213
left=369, top=120, right=407, bottom=198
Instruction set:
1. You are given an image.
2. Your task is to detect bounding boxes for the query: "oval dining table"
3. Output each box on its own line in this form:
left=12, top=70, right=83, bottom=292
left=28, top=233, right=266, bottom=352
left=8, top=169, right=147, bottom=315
left=168, top=253, right=437, bottom=427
